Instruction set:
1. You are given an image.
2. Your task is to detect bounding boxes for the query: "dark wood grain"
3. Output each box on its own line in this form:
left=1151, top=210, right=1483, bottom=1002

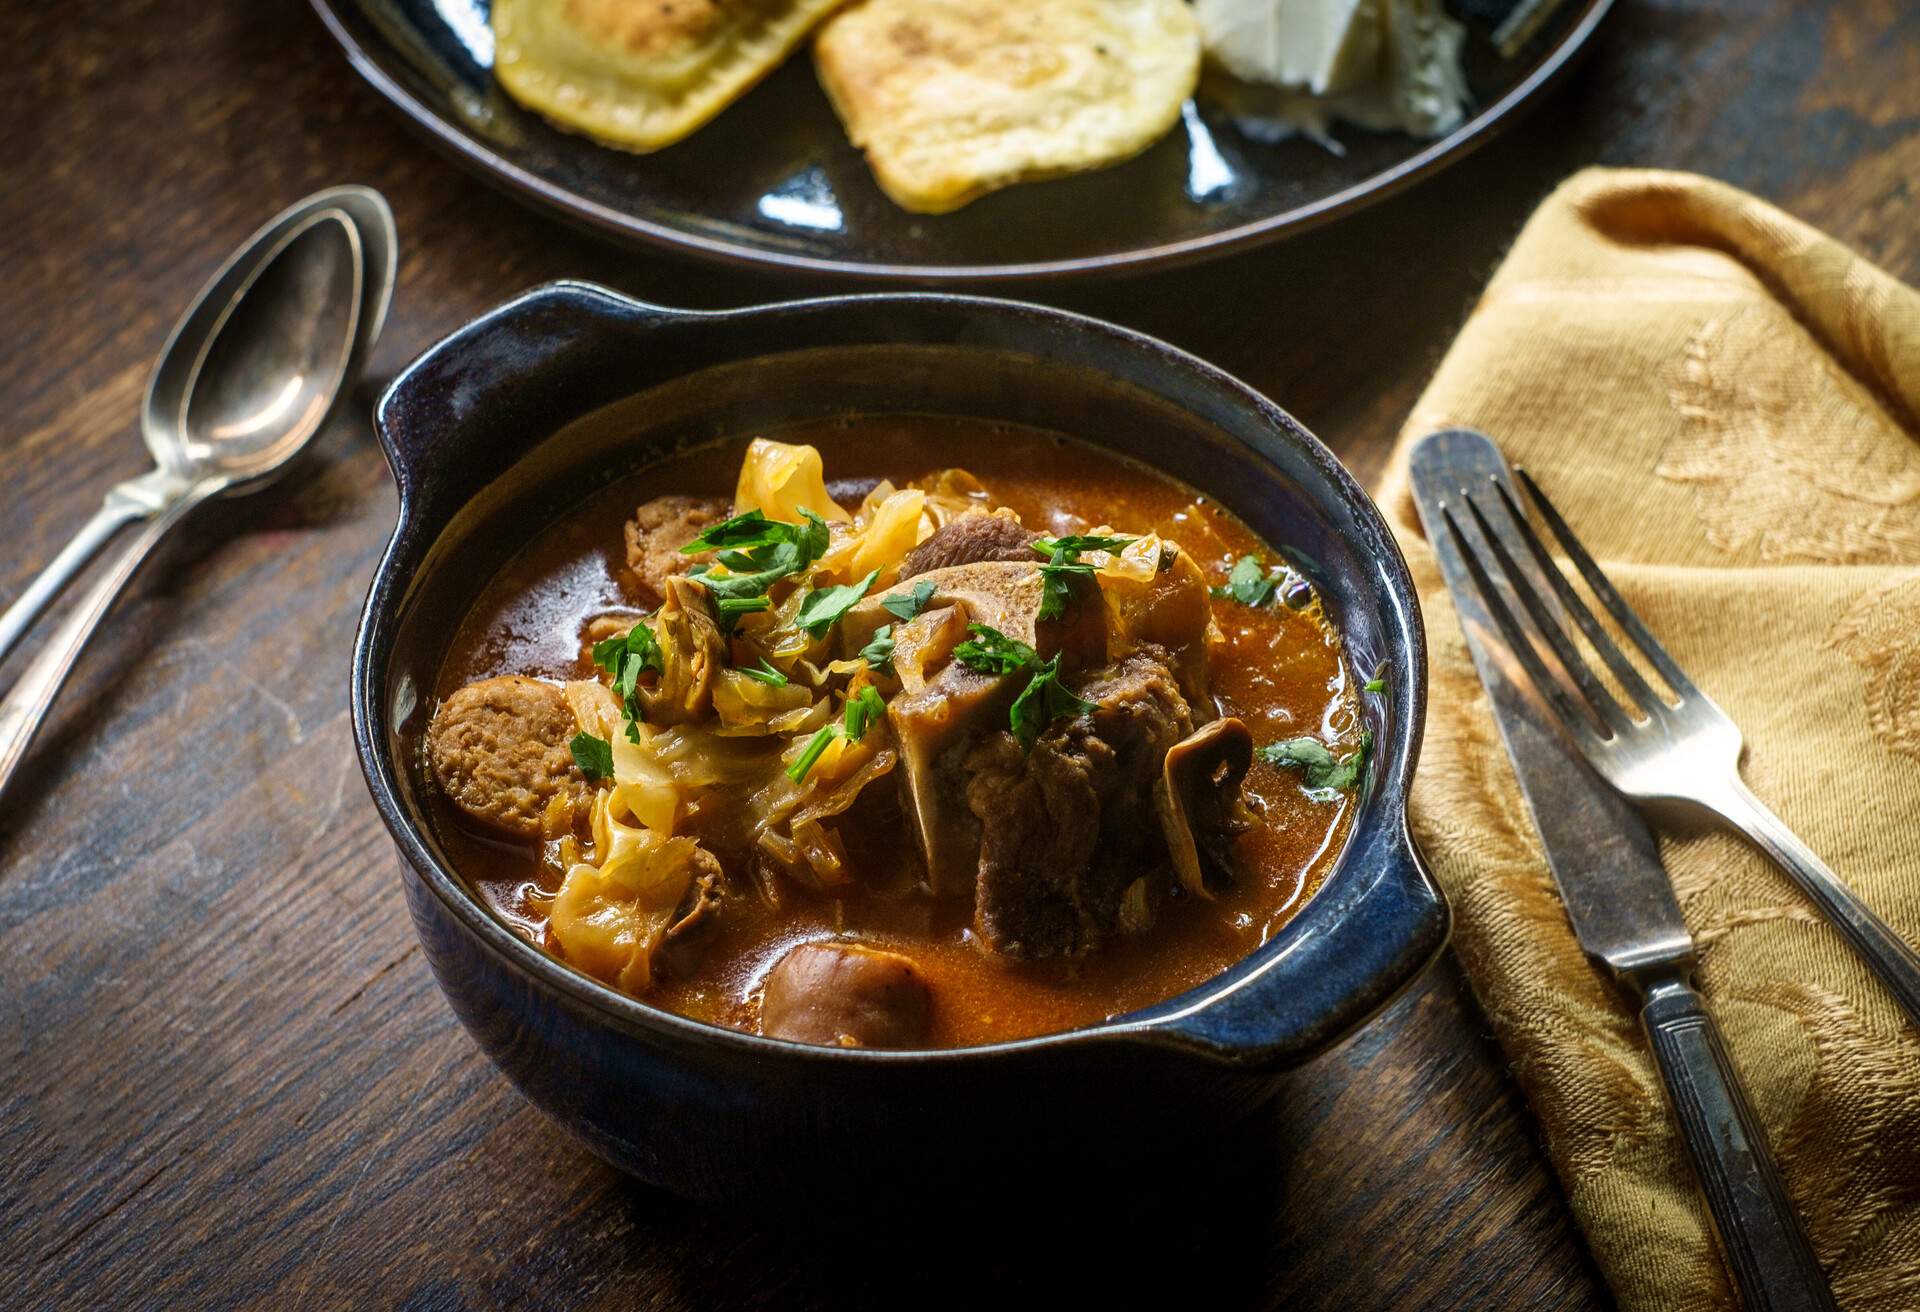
left=2, top=0, right=1913, bottom=1307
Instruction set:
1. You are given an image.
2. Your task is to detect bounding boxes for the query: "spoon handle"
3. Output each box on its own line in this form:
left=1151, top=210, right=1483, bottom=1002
left=0, top=486, right=208, bottom=806
left=0, top=495, right=151, bottom=667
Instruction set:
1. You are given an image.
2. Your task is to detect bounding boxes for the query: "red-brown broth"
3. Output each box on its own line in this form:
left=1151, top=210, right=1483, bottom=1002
left=427, top=416, right=1359, bottom=1046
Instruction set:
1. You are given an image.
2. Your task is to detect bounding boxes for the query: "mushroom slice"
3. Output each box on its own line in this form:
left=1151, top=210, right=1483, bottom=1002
left=1154, top=717, right=1255, bottom=899
left=761, top=942, right=933, bottom=1048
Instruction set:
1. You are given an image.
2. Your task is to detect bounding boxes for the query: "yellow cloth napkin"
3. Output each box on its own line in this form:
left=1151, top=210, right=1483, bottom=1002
left=1376, top=168, right=1920, bottom=1311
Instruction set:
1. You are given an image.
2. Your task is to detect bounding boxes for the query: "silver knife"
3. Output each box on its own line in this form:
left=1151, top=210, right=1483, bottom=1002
left=1408, top=428, right=1835, bottom=1312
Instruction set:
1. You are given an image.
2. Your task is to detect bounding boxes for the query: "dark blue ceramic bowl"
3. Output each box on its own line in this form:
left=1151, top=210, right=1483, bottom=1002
left=352, top=283, right=1447, bottom=1202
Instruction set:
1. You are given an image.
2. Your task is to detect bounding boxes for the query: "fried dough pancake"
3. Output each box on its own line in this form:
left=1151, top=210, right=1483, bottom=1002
left=813, top=0, right=1201, bottom=214
left=493, top=0, right=850, bottom=152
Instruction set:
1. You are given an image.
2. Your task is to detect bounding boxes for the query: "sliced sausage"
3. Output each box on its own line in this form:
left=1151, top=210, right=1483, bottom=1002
left=624, top=495, right=728, bottom=602
left=426, top=676, right=584, bottom=840
left=897, top=513, right=1035, bottom=579
left=760, top=942, right=933, bottom=1048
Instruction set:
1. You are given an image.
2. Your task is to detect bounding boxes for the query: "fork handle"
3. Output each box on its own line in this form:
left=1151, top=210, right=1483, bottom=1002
left=1711, top=777, right=1920, bottom=1031
left=1640, top=974, right=1836, bottom=1312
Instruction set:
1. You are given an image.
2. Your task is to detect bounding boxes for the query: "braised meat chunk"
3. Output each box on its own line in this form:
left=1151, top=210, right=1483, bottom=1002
left=625, top=494, right=728, bottom=602
left=761, top=942, right=933, bottom=1048
left=426, top=676, right=584, bottom=839
left=897, top=512, right=1035, bottom=579
left=967, top=649, right=1195, bottom=958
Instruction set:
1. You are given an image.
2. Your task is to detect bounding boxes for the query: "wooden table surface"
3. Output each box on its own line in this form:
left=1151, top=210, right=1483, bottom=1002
left=4, top=1, right=1913, bottom=1307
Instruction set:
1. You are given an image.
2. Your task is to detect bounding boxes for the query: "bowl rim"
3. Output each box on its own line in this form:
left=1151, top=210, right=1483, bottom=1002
left=306, top=0, right=1615, bottom=283
left=352, top=283, right=1439, bottom=1066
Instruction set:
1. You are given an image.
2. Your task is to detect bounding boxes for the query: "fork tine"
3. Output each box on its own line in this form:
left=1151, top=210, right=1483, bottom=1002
left=1515, top=468, right=1699, bottom=699
left=1487, top=477, right=1668, bottom=719
left=1440, top=504, right=1606, bottom=746
left=1460, top=489, right=1635, bottom=737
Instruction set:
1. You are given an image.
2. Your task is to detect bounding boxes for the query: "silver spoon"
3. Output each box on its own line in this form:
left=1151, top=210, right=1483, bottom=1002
left=0, top=187, right=397, bottom=800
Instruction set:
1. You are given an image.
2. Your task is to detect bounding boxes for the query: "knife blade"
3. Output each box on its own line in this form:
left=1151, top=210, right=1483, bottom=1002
left=1407, top=427, right=1835, bottom=1312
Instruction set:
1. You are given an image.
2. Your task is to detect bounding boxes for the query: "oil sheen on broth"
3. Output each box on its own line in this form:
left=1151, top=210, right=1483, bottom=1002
left=427, top=416, right=1360, bottom=1047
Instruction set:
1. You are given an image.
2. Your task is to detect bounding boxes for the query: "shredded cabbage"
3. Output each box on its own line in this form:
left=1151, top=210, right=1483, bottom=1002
left=1093, top=533, right=1164, bottom=585
left=816, top=484, right=928, bottom=584
left=712, top=668, right=815, bottom=734
left=549, top=791, right=701, bottom=993
left=734, top=438, right=850, bottom=524
left=911, top=469, right=992, bottom=528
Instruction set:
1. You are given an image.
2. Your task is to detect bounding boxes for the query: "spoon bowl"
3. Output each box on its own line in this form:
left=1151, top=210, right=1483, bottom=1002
left=145, top=186, right=395, bottom=490
left=175, top=210, right=363, bottom=486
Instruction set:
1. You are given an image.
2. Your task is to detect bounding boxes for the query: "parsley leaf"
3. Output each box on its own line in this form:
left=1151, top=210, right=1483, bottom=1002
left=738, top=658, right=789, bottom=687
left=881, top=579, right=936, bottom=622
left=1031, top=535, right=1137, bottom=622
left=681, top=509, right=783, bottom=554
left=593, top=622, right=662, bottom=681
left=1363, top=676, right=1386, bottom=694
left=1212, top=553, right=1281, bottom=608
left=590, top=634, right=627, bottom=675
left=687, top=509, right=833, bottom=631
left=794, top=568, right=880, bottom=639
left=569, top=731, right=614, bottom=782
left=1009, top=656, right=1095, bottom=751
left=696, top=559, right=797, bottom=602
left=1030, top=534, right=1137, bottom=556
left=952, top=623, right=1038, bottom=675
left=1037, top=549, right=1095, bottom=622
left=592, top=622, right=664, bottom=740
left=1258, top=730, right=1372, bottom=797
left=948, top=624, right=1091, bottom=750
left=859, top=624, right=896, bottom=675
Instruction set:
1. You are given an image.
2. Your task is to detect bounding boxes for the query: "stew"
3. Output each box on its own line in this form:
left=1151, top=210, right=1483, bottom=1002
left=422, top=417, right=1366, bottom=1048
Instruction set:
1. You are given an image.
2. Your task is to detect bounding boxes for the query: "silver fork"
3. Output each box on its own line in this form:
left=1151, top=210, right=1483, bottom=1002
left=1440, top=468, right=1920, bottom=1030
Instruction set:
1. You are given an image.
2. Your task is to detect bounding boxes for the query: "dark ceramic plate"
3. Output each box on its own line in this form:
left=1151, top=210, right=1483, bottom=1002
left=310, top=0, right=1611, bottom=281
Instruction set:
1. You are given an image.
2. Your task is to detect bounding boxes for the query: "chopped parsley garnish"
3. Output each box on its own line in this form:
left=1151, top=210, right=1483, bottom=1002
left=1036, top=550, right=1094, bottom=621
left=952, top=623, right=1092, bottom=750
left=592, top=621, right=663, bottom=741
left=1030, top=535, right=1136, bottom=621
left=685, top=509, right=832, bottom=630
left=1031, top=534, right=1137, bottom=556
left=1258, top=730, right=1372, bottom=798
left=786, top=685, right=888, bottom=783
left=569, top=731, right=614, bottom=782
left=881, top=579, right=936, bottom=622
left=1212, top=553, right=1283, bottom=608
left=859, top=624, right=896, bottom=675
left=786, top=725, right=838, bottom=784
left=1363, top=676, right=1387, bottom=694
left=1009, top=655, right=1095, bottom=751
left=795, top=568, right=880, bottom=639
left=716, top=595, right=771, bottom=623
left=681, top=508, right=829, bottom=561
left=593, top=622, right=663, bottom=683
left=952, top=623, right=1039, bottom=675
left=738, top=658, right=789, bottom=687
left=843, top=684, right=885, bottom=739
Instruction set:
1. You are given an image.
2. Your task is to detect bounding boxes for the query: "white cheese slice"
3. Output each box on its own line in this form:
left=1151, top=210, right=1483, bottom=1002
left=1198, top=0, right=1469, bottom=140
left=1195, top=0, right=1386, bottom=97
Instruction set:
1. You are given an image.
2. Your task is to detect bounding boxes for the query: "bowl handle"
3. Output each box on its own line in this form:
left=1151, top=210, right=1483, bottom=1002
left=1125, top=820, right=1449, bottom=1069
left=372, top=280, right=691, bottom=505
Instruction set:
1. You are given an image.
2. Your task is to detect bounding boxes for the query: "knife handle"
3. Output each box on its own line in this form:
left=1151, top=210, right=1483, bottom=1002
left=1640, top=975, right=1836, bottom=1312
